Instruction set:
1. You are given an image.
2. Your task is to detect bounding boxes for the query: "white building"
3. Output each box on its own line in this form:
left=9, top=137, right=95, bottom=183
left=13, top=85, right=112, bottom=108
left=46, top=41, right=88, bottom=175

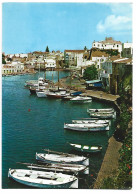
left=92, top=37, right=122, bottom=53
left=7, top=53, right=28, bottom=58
left=2, top=64, right=15, bottom=74
left=44, top=58, right=56, bottom=68
left=2, top=62, right=24, bottom=74
left=11, top=61, right=24, bottom=72
left=90, top=50, right=109, bottom=69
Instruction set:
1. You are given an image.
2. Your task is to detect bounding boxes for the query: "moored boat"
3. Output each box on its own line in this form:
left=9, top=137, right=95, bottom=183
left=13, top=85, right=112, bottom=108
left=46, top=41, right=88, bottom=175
left=64, top=123, right=109, bottom=132
left=90, top=112, right=116, bottom=119
left=46, top=91, right=70, bottom=99
left=36, top=90, right=50, bottom=97
left=69, top=143, right=102, bottom=153
left=62, top=95, right=73, bottom=100
left=72, top=119, right=110, bottom=125
left=18, top=162, right=89, bottom=175
left=8, top=169, right=78, bottom=188
left=70, top=96, right=92, bottom=103
left=87, top=108, right=114, bottom=113
left=36, top=150, right=89, bottom=166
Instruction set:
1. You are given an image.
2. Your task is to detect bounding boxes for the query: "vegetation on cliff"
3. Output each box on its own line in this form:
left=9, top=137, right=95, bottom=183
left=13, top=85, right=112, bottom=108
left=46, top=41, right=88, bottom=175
left=100, top=69, right=132, bottom=189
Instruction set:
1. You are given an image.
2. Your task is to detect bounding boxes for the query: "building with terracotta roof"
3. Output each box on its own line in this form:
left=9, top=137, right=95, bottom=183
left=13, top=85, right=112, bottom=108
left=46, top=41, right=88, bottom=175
left=92, top=37, right=122, bottom=53
left=90, top=50, right=109, bottom=69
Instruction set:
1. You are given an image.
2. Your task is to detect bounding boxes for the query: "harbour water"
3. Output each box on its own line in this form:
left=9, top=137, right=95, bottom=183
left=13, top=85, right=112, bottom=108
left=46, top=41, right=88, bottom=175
left=2, top=71, right=116, bottom=189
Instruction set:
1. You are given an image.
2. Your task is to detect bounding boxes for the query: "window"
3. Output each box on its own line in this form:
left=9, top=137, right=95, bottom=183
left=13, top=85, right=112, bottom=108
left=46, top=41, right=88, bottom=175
left=94, top=44, right=95, bottom=46
left=98, top=44, right=100, bottom=47
left=117, top=45, right=119, bottom=47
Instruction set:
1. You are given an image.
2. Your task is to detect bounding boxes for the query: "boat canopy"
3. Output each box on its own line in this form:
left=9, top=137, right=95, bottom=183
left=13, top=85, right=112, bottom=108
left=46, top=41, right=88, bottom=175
left=86, top=80, right=102, bottom=88
left=71, top=91, right=82, bottom=96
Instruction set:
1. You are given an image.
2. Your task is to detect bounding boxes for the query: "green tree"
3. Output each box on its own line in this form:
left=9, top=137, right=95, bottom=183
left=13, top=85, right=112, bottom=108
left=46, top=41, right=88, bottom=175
left=2, top=54, right=6, bottom=64
left=83, top=65, right=98, bottom=80
left=45, top=46, right=49, bottom=52
left=84, top=46, right=87, bottom=50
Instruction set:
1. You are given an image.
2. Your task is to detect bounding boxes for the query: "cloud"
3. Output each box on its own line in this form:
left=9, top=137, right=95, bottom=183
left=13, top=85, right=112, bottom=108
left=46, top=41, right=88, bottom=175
left=97, top=3, right=132, bottom=34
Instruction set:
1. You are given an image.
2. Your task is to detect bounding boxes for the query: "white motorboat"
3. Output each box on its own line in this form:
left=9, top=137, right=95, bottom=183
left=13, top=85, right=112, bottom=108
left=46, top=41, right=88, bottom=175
left=8, top=169, right=78, bottom=188
left=70, top=96, right=92, bottom=103
left=36, top=90, right=49, bottom=97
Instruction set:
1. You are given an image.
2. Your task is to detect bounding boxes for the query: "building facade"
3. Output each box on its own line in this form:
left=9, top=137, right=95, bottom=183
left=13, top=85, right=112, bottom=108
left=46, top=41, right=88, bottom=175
left=92, top=37, right=122, bottom=53
left=101, top=57, right=132, bottom=94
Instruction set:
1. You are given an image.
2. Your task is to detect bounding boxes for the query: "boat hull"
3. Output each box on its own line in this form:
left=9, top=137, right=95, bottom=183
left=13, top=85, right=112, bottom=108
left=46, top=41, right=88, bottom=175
left=64, top=124, right=109, bottom=132
left=90, top=112, right=116, bottom=119
left=70, top=100, right=92, bottom=103
left=27, top=164, right=89, bottom=175
left=36, top=153, right=89, bottom=166
left=8, top=169, right=78, bottom=189
left=29, top=89, right=36, bottom=94
left=70, top=144, right=102, bottom=153
left=72, top=120, right=110, bottom=125
left=36, top=92, right=47, bottom=97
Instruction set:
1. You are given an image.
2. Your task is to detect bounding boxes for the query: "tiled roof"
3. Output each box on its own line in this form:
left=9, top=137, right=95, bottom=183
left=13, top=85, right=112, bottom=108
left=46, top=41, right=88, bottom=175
left=113, top=58, right=132, bottom=64
left=64, top=50, right=85, bottom=53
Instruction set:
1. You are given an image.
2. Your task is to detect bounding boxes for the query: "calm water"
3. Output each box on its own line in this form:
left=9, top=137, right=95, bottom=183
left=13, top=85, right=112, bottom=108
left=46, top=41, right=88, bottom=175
left=2, top=71, right=116, bottom=189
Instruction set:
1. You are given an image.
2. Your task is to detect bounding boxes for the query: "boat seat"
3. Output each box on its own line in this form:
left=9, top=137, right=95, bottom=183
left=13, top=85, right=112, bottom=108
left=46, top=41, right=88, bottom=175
left=57, top=177, right=64, bottom=182
left=17, top=173, right=26, bottom=177
left=30, top=174, right=38, bottom=179
left=83, top=146, right=89, bottom=149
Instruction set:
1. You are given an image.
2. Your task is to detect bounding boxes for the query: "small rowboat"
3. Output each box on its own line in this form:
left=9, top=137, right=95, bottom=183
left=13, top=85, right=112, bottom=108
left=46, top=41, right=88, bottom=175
left=36, top=150, right=89, bottom=166
left=90, top=112, right=116, bottom=119
left=64, top=123, right=109, bottom=132
left=46, top=91, right=70, bottom=99
left=72, top=119, right=110, bottom=125
left=70, top=143, right=102, bottom=153
left=17, top=162, right=89, bottom=175
left=87, top=108, right=114, bottom=114
left=8, top=169, right=78, bottom=188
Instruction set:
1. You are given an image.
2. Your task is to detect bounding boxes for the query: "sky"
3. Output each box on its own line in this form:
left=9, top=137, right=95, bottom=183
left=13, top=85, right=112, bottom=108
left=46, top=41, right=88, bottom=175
left=2, top=2, right=132, bottom=54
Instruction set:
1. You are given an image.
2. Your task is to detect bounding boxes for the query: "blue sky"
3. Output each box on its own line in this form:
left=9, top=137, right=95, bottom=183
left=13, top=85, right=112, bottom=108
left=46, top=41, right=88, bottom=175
left=2, top=2, right=132, bottom=54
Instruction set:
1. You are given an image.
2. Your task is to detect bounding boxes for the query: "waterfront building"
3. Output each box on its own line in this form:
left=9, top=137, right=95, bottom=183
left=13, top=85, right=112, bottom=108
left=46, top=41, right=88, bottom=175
left=44, top=58, right=56, bottom=69
left=90, top=50, right=109, bottom=69
left=64, top=50, right=86, bottom=67
left=92, top=37, right=122, bottom=53
left=101, top=57, right=132, bottom=94
left=2, top=61, right=24, bottom=75
left=2, top=63, right=15, bottom=74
